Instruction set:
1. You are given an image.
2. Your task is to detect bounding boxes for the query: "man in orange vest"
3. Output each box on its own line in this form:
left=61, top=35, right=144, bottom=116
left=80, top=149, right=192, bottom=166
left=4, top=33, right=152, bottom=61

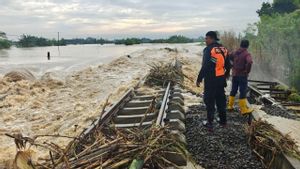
left=196, top=31, right=231, bottom=131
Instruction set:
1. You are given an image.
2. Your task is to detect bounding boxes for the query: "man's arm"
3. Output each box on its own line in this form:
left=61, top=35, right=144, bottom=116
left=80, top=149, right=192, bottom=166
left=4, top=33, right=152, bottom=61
left=224, top=53, right=232, bottom=79
left=197, top=47, right=213, bottom=83
left=228, top=51, right=235, bottom=62
left=245, top=53, right=253, bottom=74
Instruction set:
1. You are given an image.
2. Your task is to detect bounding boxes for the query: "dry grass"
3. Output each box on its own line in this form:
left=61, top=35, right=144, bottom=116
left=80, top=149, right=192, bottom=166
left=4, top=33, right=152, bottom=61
left=245, top=119, right=300, bottom=168
left=220, top=31, right=241, bottom=52
left=145, top=59, right=184, bottom=87
left=6, top=124, right=191, bottom=169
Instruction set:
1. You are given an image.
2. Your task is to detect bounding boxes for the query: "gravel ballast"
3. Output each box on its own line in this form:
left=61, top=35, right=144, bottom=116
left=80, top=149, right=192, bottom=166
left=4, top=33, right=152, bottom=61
left=261, top=105, right=297, bottom=119
left=185, top=105, right=265, bottom=169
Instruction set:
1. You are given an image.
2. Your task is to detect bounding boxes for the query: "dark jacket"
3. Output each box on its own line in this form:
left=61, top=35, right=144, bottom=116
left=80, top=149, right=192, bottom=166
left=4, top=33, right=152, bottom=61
left=197, top=42, right=231, bottom=84
left=230, top=48, right=253, bottom=77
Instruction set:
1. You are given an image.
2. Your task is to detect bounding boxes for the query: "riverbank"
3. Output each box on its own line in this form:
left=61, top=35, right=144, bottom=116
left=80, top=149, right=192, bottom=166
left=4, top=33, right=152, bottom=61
left=0, top=44, right=202, bottom=166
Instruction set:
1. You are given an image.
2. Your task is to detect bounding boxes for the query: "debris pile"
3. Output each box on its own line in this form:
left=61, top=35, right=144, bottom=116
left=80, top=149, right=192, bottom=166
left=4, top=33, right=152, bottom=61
left=245, top=119, right=300, bottom=168
left=145, top=59, right=184, bottom=86
left=7, top=123, right=190, bottom=169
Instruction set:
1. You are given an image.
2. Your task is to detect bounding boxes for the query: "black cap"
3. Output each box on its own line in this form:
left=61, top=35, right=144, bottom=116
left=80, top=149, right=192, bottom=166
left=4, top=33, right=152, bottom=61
left=206, top=31, right=219, bottom=41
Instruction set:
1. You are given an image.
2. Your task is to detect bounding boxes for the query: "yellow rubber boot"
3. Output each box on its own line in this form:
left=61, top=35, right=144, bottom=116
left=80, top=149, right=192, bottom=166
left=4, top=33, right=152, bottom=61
left=227, top=96, right=235, bottom=111
left=238, top=99, right=253, bottom=115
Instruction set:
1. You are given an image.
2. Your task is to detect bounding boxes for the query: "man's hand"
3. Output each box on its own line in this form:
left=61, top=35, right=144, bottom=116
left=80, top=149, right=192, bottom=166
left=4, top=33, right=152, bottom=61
left=196, top=81, right=201, bottom=87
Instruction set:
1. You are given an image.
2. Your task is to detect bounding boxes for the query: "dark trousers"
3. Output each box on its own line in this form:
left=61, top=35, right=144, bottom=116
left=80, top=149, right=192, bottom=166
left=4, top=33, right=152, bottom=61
left=203, top=76, right=227, bottom=125
left=230, top=76, right=248, bottom=99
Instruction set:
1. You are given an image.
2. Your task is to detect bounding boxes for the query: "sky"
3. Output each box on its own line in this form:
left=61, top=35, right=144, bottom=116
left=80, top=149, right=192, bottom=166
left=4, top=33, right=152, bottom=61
left=0, top=0, right=271, bottom=39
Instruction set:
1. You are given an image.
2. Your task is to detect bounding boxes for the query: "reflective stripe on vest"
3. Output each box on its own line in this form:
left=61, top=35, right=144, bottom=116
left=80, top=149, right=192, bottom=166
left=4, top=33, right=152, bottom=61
left=210, top=47, right=228, bottom=77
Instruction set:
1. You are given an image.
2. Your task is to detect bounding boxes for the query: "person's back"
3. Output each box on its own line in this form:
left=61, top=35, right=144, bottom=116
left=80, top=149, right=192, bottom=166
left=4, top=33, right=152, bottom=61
left=196, top=31, right=231, bottom=131
left=232, top=47, right=252, bottom=77
left=227, top=40, right=253, bottom=115
left=201, top=42, right=228, bottom=81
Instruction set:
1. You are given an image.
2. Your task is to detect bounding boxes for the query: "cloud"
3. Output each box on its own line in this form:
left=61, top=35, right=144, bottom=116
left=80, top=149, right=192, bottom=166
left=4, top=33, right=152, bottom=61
left=0, top=0, right=268, bottom=39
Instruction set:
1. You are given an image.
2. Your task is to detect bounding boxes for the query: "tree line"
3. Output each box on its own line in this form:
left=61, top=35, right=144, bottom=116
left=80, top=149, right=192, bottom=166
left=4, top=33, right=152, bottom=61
left=0, top=35, right=203, bottom=48
left=252, top=0, right=300, bottom=91
left=221, top=0, right=300, bottom=91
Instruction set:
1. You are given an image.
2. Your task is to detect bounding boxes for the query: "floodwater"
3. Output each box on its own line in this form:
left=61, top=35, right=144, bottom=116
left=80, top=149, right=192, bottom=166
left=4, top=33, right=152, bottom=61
left=0, top=43, right=202, bottom=166
left=0, top=44, right=149, bottom=76
left=0, top=43, right=198, bottom=77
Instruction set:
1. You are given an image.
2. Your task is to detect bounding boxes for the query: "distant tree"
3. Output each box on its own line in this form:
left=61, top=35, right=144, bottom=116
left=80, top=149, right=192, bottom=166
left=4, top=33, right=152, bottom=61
left=166, top=35, right=193, bottom=43
left=96, top=38, right=110, bottom=45
left=0, top=31, right=7, bottom=39
left=151, top=39, right=167, bottom=43
left=257, top=2, right=274, bottom=16
left=114, top=38, right=142, bottom=45
left=64, top=37, right=112, bottom=45
left=0, top=39, right=11, bottom=49
left=140, top=38, right=152, bottom=43
left=194, top=36, right=205, bottom=42
left=257, top=0, right=298, bottom=16
left=0, top=31, right=11, bottom=49
left=273, top=0, right=298, bottom=13
left=17, top=35, right=67, bottom=47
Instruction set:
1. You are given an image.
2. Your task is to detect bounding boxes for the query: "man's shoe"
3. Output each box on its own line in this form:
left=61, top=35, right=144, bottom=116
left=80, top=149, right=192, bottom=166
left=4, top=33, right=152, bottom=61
left=239, top=99, right=253, bottom=115
left=216, top=117, right=220, bottom=123
left=227, top=96, right=235, bottom=111
left=202, top=120, right=213, bottom=132
left=219, top=123, right=227, bottom=128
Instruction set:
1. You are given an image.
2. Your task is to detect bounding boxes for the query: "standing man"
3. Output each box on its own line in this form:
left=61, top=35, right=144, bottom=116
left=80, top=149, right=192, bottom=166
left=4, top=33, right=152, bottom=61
left=227, top=40, right=253, bottom=115
left=196, top=31, right=231, bottom=131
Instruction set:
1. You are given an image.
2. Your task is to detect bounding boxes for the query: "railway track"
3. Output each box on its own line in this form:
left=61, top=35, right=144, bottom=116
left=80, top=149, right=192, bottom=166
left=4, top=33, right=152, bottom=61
left=77, top=81, right=186, bottom=141
left=248, top=79, right=300, bottom=119
left=68, top=82, right=187, bottom=168
left=69, top=79, right=299, bottom=168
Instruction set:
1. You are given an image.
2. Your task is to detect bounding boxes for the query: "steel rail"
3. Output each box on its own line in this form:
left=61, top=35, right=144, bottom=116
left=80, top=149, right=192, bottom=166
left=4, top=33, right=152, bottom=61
left=156, top=82, right=171, bottom=126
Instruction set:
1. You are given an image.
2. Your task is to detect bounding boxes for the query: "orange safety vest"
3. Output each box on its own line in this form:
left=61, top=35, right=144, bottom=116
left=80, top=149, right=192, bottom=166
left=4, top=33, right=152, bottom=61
left=210, top=47, right=228, bottom=77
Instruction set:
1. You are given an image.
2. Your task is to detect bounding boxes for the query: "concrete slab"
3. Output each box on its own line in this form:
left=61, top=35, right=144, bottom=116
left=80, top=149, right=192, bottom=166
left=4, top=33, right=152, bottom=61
left=115, top=113, right=157, bottom=124
left=126, top=100, right=152, bottom=107
left=118, top=107, right=149, bottom=115
left=167, top=110, right=185, bottom=121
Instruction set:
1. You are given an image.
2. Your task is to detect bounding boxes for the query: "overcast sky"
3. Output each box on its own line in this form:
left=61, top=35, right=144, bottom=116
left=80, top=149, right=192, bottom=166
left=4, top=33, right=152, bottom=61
left=0, top=0, right=270, bottom=39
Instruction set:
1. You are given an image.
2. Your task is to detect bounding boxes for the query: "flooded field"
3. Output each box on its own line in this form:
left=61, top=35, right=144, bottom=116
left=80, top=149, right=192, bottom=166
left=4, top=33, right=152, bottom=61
left=0, top=43, right=199, bottom=77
